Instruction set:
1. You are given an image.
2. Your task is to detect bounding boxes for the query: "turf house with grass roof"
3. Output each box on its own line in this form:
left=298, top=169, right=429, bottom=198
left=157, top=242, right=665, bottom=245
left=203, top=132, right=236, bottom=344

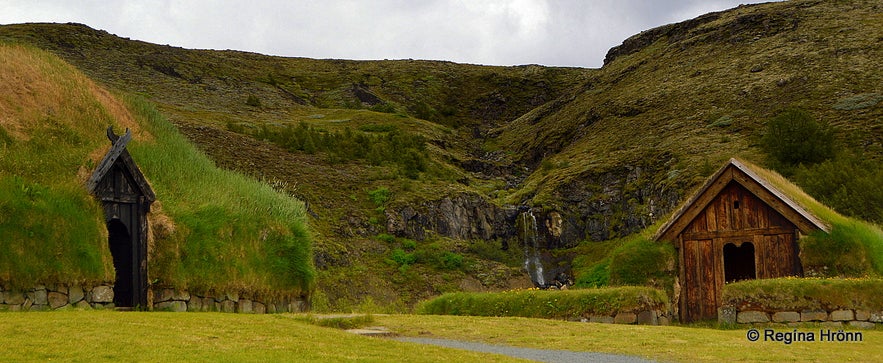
left=87, top=126, right=155, bottom=309
left=653, top=158, right=830, bottom=322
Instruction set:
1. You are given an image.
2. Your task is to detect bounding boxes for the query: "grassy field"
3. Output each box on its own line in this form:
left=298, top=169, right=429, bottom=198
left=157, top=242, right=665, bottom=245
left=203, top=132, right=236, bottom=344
left=0, top=311, right=879, bottom=362
left=376, top=314, right=880, bottom=362
left=0, top=311, right=522, bottom=362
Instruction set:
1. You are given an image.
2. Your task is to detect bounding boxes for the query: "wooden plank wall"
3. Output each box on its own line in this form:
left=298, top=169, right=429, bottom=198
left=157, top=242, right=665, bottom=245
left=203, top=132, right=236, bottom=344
left=679, top=182, right=801, bottom=322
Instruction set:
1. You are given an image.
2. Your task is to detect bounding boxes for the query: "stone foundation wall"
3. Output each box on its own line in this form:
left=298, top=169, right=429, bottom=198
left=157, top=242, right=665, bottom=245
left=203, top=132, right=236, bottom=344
left=577, top=309, right=671, bottom=325
left=0, top=284, right=307, bottom=314
left=719, top=306, right=882, bottom=329
left=0, top=284, right=116, bottom=311
left=151, top=287, right=307, bottom=313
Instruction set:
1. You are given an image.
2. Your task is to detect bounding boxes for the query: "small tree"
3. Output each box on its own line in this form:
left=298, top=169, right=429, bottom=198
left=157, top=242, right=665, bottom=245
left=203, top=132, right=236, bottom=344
left=761, top=108, right=835, bottom=169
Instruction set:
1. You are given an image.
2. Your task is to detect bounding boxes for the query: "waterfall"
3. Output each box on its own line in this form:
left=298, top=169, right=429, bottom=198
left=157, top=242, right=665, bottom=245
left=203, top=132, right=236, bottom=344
left=519, top=210, right=546, bottom=287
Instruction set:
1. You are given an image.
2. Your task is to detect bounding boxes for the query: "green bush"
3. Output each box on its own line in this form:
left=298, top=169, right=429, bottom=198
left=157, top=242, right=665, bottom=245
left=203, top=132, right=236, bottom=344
left=387, top=248, right=416, bottom=267
left=466, top=239, right=522, bottom=267
left=245, top=94, right=261, bottom=107
left=249, top=122, right=429, bottom=178
left=760, top=108, right=836, bottom=170
left=794, top=152, right=883, bottom=223
left=722, top=277, right=883, bottom=311
left=417, top=287, right=669, bottom=319
left=367, top=187, right=391, bottom=207
left=439, top=252, right=464, bottom=270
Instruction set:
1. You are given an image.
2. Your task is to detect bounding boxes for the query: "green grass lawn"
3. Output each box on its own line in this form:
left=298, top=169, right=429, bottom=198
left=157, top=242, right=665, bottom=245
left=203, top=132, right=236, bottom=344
left=376, top=314, right=880, bottom=362
left=0, top=311, right=522, bottom=362
left=1, top=311, right=878, bottom=362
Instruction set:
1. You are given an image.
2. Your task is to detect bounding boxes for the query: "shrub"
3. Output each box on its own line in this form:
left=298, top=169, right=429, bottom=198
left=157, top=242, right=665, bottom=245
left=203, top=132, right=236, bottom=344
left=245, top=94, right=261, bottom=107
left=439, top=252, right=464, bottom=270
left=760, top=108, right=836, bottom=170
left=387, top=248, right=416, bottom=267
left=367, top=187, right=391, bottom=207
left=794, top=152, right=883, bottom=223
left=466, top=239, right=522, bottom=267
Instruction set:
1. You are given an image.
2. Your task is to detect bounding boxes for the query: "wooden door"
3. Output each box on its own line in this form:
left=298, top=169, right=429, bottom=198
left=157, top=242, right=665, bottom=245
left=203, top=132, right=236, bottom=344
left=681, top=238, right=721, bottom=322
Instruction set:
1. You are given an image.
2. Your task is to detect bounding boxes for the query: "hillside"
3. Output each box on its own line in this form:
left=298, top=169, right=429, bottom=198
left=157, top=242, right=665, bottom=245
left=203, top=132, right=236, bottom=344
left=1, top=0, right=881, bottom=310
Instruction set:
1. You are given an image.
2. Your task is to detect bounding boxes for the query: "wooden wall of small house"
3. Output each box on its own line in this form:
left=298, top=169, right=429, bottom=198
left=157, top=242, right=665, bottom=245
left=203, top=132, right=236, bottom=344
left=679, top=182, right=802, bottom=322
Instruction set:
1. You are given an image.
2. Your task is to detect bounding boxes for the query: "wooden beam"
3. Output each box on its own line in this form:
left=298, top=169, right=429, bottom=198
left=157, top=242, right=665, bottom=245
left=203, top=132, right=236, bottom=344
left=681, top=226, right=796, bottom=241
left=87, top=128, right=132, bottom=193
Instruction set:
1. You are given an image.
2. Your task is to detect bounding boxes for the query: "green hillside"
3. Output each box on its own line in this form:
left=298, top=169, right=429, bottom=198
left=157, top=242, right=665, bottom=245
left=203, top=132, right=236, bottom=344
left=1, top=0, right=881, bottom=310
left=0, top=44, right=314, bottom=297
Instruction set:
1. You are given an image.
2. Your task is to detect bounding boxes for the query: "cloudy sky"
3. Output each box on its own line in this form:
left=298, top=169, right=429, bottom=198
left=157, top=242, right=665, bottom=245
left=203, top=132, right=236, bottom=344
left=1, top=1, right=775, bottom=68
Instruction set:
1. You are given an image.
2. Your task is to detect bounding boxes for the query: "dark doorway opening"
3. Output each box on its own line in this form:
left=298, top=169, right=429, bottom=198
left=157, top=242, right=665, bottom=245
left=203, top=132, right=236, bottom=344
left=108, top=219, right=133, bottom=307
left=724, top=242, right=756, bottom=283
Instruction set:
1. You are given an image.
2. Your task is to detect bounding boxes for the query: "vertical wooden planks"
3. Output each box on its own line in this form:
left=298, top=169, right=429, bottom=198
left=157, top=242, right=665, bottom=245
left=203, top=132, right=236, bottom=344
left=683, top=239, right=699, bottom=322
left=699, top=240, right=717, bottom=320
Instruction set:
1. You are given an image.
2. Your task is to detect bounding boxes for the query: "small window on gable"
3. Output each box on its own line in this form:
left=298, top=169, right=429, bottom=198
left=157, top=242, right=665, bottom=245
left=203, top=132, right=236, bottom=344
left=733, top=200, right=740, bottom=209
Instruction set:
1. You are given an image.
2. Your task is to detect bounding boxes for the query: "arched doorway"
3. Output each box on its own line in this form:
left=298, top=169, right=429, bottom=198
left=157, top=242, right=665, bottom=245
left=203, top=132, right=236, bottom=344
left=724, top=242, right=756, bottom=283
left=107, top=219, right=133, bottom=307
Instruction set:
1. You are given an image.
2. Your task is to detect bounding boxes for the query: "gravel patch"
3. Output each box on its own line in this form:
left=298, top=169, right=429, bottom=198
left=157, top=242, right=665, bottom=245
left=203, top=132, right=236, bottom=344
left=394, top=337, right=657, bottom=363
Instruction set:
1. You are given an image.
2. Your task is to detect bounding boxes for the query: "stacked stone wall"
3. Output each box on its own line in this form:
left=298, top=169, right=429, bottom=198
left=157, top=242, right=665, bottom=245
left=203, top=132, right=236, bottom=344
left=720, top=305, right=881, bottom=329
left=577, top=309, right=671, bottom=325
left=0, top=284, right=306, bottom=313
left=0, top=284, right=115, bottom=311
left=151, top=287, right=306, bottom=313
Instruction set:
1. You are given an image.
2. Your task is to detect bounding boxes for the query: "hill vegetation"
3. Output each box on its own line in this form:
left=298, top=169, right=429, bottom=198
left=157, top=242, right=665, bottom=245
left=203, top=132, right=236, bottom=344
left=0, top=43, right=314, bottom=296
left=1, top=0, right=881, bottom=309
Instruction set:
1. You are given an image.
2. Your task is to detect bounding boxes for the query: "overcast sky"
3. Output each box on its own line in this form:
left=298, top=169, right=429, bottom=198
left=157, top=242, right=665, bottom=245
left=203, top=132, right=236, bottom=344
left=1, top=1, right=775, bottom=68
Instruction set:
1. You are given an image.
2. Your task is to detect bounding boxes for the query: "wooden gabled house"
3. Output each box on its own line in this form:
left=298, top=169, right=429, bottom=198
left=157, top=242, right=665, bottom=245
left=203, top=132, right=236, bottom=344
left=654, top=158, right=830, bottom=322
left=87, top=126, right=155, bottom=309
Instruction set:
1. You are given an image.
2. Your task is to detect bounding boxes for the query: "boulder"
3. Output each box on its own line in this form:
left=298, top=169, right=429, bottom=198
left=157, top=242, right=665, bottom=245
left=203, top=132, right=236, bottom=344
left=219, top=300, right=235, bottom=313
left=637, top=310, right=658, bottom=325
left=830, top=309, right=854, bottom=321
left=237, top=299, right=253, bottom=314
left=156, top=289, right=175, bottom=302
left=69, top=286, right=85, bottom=304
left=5, top=291, right=26, bottom=305
left=589, top=315, right=614, bottom=324
left=737, top=311, right=769, bottom=323
left=32, top=288, right=48, bottom=305
left=253, top=302, right=266, bottom=314
left=48, top=292, right=68, bottom=309
left=173, top=290, right=191, bottom=301
left=718, top=306, right=737, bottom=325
left=188, top=296, right=203, bottom=311
left=855, top=310, right=870, bottom=321
left=91, top=286, right=114, bottom=303
left=772, top=311, right=800, bottom=323
left=614, top=312, right=637, bottom=324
